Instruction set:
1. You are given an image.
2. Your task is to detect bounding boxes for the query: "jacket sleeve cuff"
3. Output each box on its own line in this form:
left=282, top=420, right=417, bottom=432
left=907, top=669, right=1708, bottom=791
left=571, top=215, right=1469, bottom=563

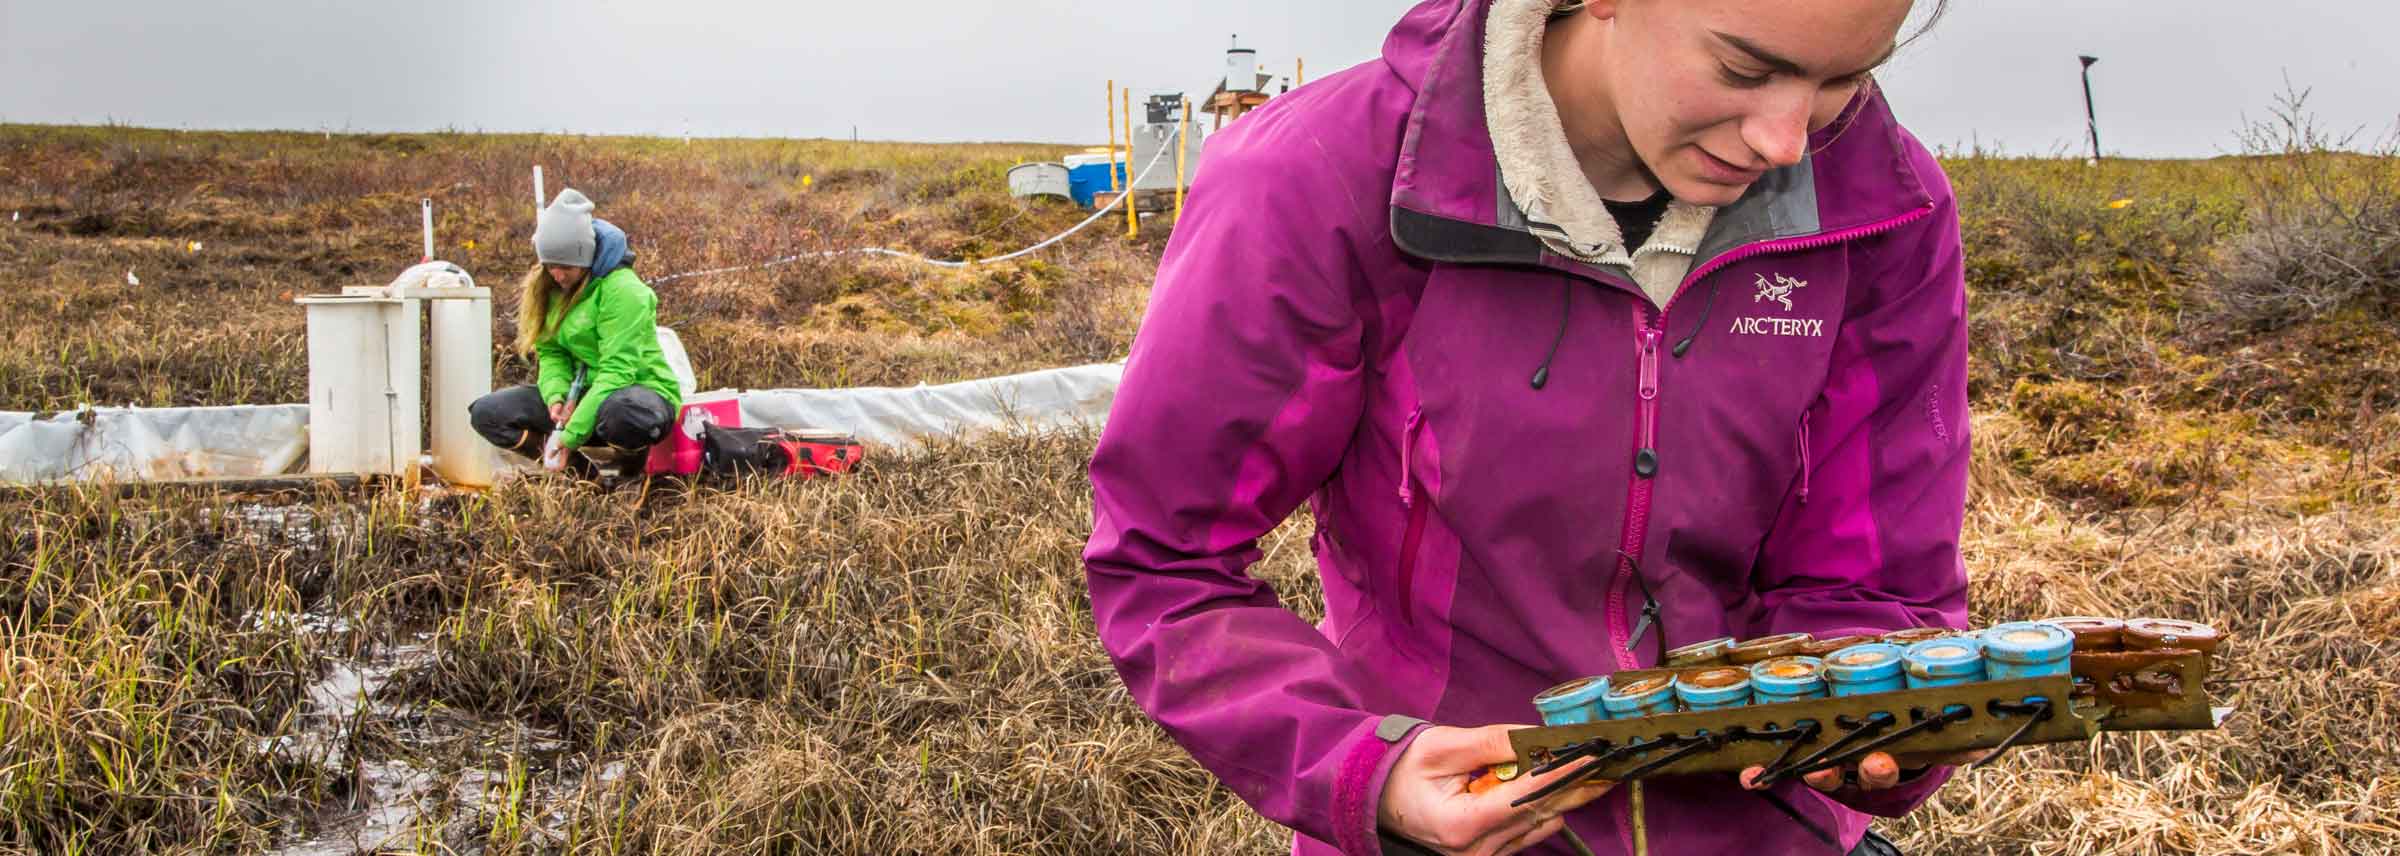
left=1826, top=762, right=1951, bottom=818
left=1334, top=715, right=1429, bottom=856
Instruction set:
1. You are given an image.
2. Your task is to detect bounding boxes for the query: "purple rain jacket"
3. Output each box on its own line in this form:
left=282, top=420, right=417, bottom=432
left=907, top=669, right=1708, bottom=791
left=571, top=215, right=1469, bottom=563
left=1084, top=1, right=1972, bottom=853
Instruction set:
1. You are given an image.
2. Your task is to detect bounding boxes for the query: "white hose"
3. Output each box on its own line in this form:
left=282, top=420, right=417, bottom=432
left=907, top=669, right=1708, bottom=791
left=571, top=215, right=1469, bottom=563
left=653, top=133, right=1179, bottom=284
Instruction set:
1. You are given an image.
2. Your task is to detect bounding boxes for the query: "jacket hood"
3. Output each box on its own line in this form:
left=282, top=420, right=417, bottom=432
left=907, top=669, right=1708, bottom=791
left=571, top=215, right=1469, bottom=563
left=589, top=217, right=631, bottom=280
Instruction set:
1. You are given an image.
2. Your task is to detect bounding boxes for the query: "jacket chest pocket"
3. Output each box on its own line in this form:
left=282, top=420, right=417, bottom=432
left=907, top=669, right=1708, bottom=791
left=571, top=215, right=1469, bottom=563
left=1390, top=267, right=1645, bottom=616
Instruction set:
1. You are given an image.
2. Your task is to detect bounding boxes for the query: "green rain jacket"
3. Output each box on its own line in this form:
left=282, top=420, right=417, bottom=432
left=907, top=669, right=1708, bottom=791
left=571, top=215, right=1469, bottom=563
left=534, top=267, right=683, bottom=448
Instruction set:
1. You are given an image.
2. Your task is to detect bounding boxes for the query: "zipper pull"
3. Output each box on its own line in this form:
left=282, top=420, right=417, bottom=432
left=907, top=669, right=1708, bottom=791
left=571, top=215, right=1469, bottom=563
left=1627, top=597, right=1661, bottom=653
left=1398, top=408, right=1424, bottom=508
left=1636, top=329, right=1661, bottom=402
left=1634, top=329, right=1663, bottom=479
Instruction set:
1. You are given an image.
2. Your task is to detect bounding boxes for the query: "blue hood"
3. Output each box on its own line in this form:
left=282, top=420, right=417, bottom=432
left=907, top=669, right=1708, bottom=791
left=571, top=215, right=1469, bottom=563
left=589, top=217, right=630, bottom=278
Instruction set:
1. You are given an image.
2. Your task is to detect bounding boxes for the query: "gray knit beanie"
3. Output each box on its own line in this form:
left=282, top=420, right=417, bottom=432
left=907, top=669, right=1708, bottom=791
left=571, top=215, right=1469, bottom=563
left=532, top=188, right=596, bottom=267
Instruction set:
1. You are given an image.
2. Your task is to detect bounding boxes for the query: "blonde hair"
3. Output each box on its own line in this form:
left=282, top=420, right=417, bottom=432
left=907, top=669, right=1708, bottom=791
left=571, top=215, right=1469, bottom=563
left=513, top=264, right=586, bottom=356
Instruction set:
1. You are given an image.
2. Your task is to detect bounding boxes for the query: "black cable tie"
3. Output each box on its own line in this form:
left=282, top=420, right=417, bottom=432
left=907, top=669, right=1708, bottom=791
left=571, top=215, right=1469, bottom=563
left=1754, top=712, right=1896, bottom=788
left=1971, top=698, right=2055, bottom=770
left=1776, top=706, right=1972, bottom=785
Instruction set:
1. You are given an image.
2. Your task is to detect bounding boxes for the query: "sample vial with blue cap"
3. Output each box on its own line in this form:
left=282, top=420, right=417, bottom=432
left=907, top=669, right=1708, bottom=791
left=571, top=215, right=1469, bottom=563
left=1602, top=675, right=1679, bottom=719
left=1882, top=627, right=1955, bottom=646
left=1750, top=656, right=1830, bottom=704
left=1824, top=642, right=1907, bottom=697
left=1903, top=637, right=1988, bottom=689
left=1982, top=622, right=2076, bottom=681
left=1533, top=676, right=1612, bottom=726
left=1665, top=637, right=1737, bottom=667
left=1674, top=667, right=1754, bottom=712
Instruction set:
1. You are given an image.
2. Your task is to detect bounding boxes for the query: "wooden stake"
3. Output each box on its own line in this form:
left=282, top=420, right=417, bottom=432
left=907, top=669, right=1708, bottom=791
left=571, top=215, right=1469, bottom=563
left=1106, top=80, right=1120, bottom=195
left=1174, top=98, right=1190, bottom=224
left=1124, top=88, right=1138, bottom=240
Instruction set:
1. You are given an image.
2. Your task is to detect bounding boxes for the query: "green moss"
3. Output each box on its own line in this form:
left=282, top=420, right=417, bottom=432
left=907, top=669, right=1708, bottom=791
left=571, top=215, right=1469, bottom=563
left=2030, top=410, right=2272, bottom=508
left=2007, top=378, right=2131, bottom=451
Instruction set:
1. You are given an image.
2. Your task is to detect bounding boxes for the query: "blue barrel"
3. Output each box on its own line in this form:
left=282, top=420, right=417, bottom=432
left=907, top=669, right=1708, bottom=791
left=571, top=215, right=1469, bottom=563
left=1983, top=622, right=2075, bottom=680
left=1903, top=638, right=1987, bottom=688
left=1533, top=676, right=1612, bottom=726
left=1675, top=667, right=1753, bottom=712
left=1750, top=656, right=1829, bottom=704
left=1824, top=643, right=1907, bottom=697
left=1602, top=675, right=1679, bottom=719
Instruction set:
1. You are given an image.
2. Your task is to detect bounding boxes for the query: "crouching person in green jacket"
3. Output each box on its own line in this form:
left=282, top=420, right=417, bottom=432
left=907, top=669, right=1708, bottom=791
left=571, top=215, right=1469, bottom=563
left=471, top=188, right=684, bottom=473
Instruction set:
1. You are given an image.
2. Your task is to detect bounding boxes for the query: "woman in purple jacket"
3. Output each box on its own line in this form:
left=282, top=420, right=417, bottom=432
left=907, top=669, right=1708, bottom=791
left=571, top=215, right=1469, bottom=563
left=1085, top=1, right=1973, bottom=853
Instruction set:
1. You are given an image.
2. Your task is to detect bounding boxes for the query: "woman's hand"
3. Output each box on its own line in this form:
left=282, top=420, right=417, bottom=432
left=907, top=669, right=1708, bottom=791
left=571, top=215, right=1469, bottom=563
left=1378, top=725, right=1614, bottom=856
left=541, top=438, right=574, bottom=472
left=548, top=399, right=573, bottom=426
left=1739, top=749, right=1989, bottom=793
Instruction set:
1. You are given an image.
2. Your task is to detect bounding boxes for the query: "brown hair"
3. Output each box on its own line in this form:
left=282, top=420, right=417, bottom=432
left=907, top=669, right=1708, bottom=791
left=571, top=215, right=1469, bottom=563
left=513, top=264, right=585, bottom=356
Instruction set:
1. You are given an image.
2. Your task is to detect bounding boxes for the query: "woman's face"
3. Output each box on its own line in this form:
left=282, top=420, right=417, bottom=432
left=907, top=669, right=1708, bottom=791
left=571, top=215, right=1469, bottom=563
left=1578, top=0, right=1915, bottom=207
left=546, top=264, right=588, bottom=290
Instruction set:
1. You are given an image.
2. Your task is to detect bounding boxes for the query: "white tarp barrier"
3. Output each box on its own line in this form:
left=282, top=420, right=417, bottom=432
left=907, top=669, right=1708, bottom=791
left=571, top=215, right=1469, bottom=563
left=0, top=404, right=309, bottom=484
left=0, top=363, right=1125, bottom=484
left=733, top=363, right=1122, bottom=448
left=656, top=327, right=699, bottom=398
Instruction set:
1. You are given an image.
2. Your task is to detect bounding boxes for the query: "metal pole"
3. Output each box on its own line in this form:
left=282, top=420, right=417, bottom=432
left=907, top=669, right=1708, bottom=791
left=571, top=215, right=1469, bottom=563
left=1125, top=88, right=1138, bottom=239
left=1107, top=80, right=1120, bottom=194
left=533, top=165, right=545, bottom=216
left=2079, top=55, right=2102, bottom=163
left=420, top=199, right=434, bottom=262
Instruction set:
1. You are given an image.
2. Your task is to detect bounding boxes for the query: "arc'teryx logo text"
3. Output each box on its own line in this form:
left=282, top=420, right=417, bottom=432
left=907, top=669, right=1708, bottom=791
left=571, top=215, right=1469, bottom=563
left=1730, top=316, right=1826, bottom=337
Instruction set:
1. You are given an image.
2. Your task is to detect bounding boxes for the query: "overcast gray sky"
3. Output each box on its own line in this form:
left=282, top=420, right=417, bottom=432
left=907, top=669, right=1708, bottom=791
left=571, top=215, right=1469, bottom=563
left=1, top=1, right=2388, bottom=158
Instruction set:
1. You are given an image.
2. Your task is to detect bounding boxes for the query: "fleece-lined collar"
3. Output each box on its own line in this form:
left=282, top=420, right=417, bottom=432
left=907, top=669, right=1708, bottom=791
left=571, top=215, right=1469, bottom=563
left=1481, top=0, right=1714, bottom=269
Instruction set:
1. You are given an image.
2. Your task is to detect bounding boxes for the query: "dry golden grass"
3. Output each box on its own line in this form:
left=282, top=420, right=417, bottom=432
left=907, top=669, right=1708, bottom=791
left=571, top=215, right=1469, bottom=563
left=0, top=124, right=1163, bottom=408
left=3, top=122, right=2398, bottom=855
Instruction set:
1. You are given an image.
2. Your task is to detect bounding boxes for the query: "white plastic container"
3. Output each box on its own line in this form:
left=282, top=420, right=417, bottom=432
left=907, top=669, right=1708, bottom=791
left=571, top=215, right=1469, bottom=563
left=309, top=261, right=495, bottom=485
left=296, top=294, right=420, bottom=477
left=426, top=295, right=495, bottom=487
left=1129, top=123, right=1206, bottom=192
left=1006, top=162, right=1073, bottom=201
left=1225, top=48, right=1258, bottom=93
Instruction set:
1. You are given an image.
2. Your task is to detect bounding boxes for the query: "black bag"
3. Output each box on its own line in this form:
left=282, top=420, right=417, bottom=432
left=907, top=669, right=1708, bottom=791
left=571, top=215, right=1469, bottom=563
left=700, top=424, right=797, bottom=476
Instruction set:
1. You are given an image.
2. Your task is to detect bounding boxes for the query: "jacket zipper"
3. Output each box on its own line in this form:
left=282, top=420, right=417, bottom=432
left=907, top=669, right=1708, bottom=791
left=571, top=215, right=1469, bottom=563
left=1797, top=411, right=1812, bottom=505
left=1599, top=204, right=1936, bottom=669
left=1397, top=408, right=1427, bottom=625
left=1602, top=327, right=1664, bottom=668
